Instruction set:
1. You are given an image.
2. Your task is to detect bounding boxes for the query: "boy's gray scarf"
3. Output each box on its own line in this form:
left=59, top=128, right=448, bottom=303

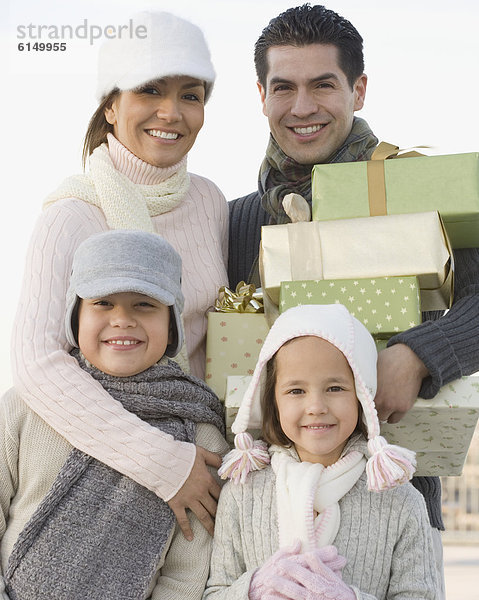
left=5, top=351, right=225, bottom=600
left=259, top=116, right=378, bottom=224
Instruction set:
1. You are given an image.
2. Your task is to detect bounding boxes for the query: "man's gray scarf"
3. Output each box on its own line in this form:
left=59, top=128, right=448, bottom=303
left=5, top=351, right=225, bottom=600
left=259, top=116, right=378, bottom=224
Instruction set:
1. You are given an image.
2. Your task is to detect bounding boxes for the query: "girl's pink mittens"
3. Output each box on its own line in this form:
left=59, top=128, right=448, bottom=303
left=249, top=542, right=355, bottom=600
left=248, top=542, right=302, bottom=600
left=293, top=550, right=356, bottom=600
left=305, top=545, right=348, bottom=578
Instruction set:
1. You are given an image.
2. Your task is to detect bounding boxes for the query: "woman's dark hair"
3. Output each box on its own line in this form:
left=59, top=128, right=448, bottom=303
left=82, top=89, right=120, bottom=168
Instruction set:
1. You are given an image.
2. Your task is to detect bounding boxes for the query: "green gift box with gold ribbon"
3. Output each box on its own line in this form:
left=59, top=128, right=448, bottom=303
left=312, top=143, right=479, bottom=249
left=279, top=276, right=421, bottom=342
left=205, top=283, right=269, bottom=401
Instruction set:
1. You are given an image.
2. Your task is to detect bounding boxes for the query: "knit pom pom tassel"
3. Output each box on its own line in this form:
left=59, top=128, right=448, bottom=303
left=218, top=432, right=270, bottom=484
left=366, top=435, right=417, bottom=492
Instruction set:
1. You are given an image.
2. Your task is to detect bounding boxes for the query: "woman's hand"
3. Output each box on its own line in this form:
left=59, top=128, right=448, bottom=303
left=167, top=446, right=222, bottom=540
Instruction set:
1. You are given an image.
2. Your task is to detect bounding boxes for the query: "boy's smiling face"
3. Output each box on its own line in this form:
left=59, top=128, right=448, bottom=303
left=77, top=292, right=170, bottom=377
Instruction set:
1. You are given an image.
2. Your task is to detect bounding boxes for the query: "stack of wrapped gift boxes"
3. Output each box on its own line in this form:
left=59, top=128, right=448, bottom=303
left=206, top=145, right=479, bottom=474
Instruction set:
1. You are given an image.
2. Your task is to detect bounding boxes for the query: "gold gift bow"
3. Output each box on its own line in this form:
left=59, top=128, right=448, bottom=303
left=367, top=142, right=430, bottom=217
left=214, top=282, right=264, bottom=313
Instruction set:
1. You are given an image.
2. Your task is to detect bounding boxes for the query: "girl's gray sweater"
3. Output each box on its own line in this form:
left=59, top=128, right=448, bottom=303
left=204, top=466, right=438, bottom=599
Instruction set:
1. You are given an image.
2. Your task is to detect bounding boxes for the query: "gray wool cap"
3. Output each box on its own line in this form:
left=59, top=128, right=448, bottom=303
left=65, top=230, right=184, bottom=357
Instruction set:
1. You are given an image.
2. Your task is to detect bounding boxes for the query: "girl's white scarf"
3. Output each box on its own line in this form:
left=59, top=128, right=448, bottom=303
left=270, top=436, right=366, bottom=551
left=43, top=142, right=190, bottom=231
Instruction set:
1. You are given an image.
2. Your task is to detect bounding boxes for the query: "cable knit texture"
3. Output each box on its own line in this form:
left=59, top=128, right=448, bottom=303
left=203, top=461, right=438, bottom=599
left=108, top=133, right=185, bottom=185
left=5, top=354, right=225, bottom=600
left=0, top=387, right=229, bottom=599
left=11, top=142, right=228, bottom=501
left=44, top=135, right=190, bottom=231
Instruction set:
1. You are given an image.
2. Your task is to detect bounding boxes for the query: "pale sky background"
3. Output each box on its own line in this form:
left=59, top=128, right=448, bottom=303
left=1, top=0, right=478, bottom=393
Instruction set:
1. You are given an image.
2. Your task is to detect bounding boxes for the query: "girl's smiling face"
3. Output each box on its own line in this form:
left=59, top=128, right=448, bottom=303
left=104, top=76, right=205, bottom=168
left=274, top=335, right=359, bottom=466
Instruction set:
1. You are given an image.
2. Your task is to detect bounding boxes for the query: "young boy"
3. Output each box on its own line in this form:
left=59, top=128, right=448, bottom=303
left=0, top=230, right=228, bottom=600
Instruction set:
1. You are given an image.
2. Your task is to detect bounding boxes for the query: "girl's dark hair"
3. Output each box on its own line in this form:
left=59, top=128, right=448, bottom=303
left=260, top=338, right=368, bottom=446
left=82, top=89, right=120, bottom=169
left=261, top=352, right=293, bottom=446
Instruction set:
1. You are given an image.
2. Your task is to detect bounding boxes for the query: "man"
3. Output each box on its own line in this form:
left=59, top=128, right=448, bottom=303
left=228, top=5, right=479, bottom=597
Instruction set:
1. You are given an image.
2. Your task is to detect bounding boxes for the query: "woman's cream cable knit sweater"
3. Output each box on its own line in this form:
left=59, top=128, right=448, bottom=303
left=11, top=138, right=228, bottom=501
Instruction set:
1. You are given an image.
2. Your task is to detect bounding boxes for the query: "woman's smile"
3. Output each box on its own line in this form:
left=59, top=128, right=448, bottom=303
left=146, top=129, right=181, bottom=140
left=104, top=76, right=205, bottom=168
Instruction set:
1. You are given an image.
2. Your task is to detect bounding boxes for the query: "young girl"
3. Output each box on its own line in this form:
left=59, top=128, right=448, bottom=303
left=205, top=304, right=438, bottom=599
left=1, top=230, right=228, bottom=600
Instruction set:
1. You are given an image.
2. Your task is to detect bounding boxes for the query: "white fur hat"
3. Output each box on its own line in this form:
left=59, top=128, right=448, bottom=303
left=96, top=11, right=215, bottom=102
left=219, top=304, right=416, bottom=491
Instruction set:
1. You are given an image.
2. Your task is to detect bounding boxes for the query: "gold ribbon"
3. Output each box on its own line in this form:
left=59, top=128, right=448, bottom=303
left=367, top=142, right=426, bottom=217
left=214, top=282, right=264, bottom=313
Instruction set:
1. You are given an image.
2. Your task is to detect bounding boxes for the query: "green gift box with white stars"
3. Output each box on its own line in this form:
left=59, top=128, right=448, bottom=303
left=279, top=276, right=421, bottom=340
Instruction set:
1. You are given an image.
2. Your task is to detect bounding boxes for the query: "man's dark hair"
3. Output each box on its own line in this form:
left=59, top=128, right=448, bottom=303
left=254, top=4, right=364, bottom=90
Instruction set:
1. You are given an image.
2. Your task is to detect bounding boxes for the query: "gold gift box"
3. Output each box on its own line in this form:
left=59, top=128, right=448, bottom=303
left=260, top=211, right=452, bottom=312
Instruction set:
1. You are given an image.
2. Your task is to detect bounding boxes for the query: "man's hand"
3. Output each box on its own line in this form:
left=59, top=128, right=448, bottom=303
left=375, top=344, right=429, bottom=424
left=167, top=446, right=222, bottom=541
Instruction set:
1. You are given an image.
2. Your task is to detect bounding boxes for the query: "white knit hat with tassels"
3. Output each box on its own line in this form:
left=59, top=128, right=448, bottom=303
left=219, top=304, right=416, bottom=492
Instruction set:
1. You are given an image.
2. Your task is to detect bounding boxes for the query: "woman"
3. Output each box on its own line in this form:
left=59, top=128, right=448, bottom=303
left=11, top=11, right=228, bottom=539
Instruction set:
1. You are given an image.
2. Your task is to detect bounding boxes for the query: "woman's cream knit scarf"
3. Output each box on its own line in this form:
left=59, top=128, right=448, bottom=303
left=43, top=139, right=191, bottom=371
left=43, top=142, right=190, bottom=231
left=270, top=435, right=367, bottom=551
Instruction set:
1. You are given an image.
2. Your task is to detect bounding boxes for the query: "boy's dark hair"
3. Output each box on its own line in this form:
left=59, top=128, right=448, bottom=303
left=261, top=340, right=367, bottom=447
left=254, top=3, right=364, bottom=90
